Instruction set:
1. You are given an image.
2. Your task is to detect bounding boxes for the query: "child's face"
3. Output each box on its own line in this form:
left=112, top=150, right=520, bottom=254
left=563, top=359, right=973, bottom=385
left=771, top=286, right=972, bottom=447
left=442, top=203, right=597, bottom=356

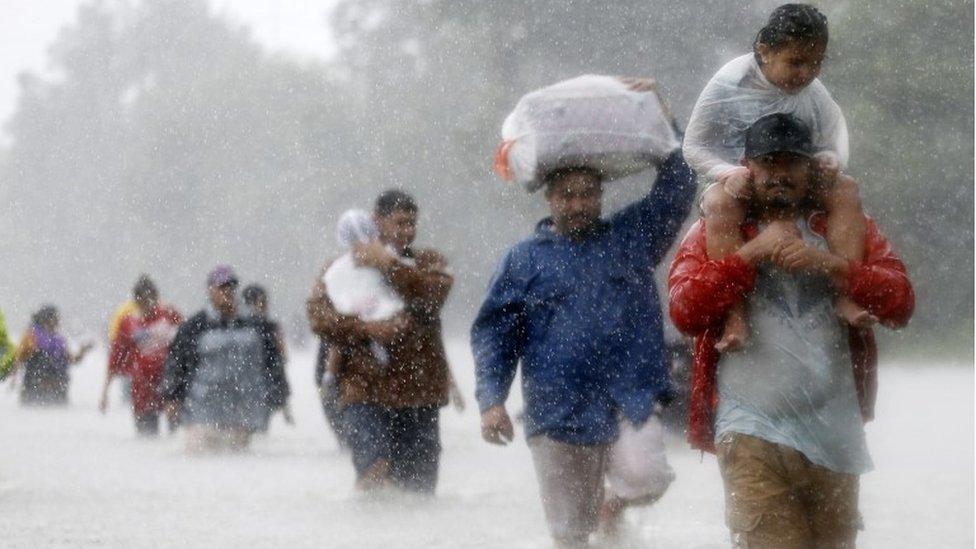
left=757, top=40, right=826, bottom=93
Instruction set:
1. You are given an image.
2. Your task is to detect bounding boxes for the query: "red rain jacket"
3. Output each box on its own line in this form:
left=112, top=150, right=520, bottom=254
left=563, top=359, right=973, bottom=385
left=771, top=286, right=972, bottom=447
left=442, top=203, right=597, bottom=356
left=108, top=305, right=182, bottom=416
left=668, top=213, right=914, bottom=453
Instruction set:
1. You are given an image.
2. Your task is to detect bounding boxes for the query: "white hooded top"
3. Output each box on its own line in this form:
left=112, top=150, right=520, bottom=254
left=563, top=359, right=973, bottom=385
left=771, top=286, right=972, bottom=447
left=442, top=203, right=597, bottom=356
left=683, top=54, right=849, bottom=179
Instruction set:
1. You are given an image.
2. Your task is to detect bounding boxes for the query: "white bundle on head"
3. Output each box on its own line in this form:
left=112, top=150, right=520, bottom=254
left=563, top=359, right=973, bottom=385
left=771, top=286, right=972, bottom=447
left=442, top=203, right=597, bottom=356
left=499, top=74, right=680, bottom=192
left=336, top=209, right=379, bottom=249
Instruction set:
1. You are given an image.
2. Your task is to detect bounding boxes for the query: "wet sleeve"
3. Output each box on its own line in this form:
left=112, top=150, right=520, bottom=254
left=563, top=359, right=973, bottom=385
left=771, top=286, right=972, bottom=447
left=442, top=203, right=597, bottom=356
left=160, top=319, right=198, bottom=403
left=107, top=324, right=133, bottom=377
left=471, top=248, right=529, bottom=412
left=668, top=223, right=756, bottom=335
left=384, top=251, right=453, bottom=316
left=813, top=86, right=850, bottom=170
left=683, top=73, right=743, bottom=179
left=612, top=149, right=698, bottom=265
left=844, top=220, right=914, bottom=328
left=263, top=322, right=289, bottom=408
left=16, top=332, right=36, bottom=363
left=307, top=263, right=372, bottom=345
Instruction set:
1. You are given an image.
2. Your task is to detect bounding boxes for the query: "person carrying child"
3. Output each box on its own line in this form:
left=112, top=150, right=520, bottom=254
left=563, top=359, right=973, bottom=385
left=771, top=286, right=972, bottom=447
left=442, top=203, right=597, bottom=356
left=308, top=191, right=463, bottom=493
left=684, top=3, right=874, bottom=352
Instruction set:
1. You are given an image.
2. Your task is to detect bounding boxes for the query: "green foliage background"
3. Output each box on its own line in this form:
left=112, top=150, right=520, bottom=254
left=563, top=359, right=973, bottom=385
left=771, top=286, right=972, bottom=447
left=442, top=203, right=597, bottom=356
left=0, top=0, right=970, bottom=360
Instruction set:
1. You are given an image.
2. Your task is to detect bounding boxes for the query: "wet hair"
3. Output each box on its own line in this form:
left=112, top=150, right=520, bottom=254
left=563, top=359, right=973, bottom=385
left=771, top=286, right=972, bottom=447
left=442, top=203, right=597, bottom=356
left=132, top=274, right=158, bottom=300
left=242, top=284, right=267, bottom=306
left=374, top=189, right=418, bottom=217
left=32, top=305, right=58, bottom=326
left=542, top=167, right=603, bottom=195
left=753, top=4, right=829, bottom=64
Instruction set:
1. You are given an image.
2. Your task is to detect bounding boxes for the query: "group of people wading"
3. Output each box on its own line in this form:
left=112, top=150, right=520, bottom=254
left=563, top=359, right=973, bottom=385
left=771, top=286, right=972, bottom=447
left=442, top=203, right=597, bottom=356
left=1, top=5, right=915, bottom=548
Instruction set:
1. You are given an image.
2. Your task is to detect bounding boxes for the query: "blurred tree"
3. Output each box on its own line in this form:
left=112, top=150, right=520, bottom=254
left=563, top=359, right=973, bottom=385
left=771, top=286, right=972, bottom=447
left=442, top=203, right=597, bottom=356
left=329, top=0, right=764, bottom=325
left=0, top=0, right=969, bottom=360
left=830, top=0, right=974, bottom=355
left=329, top=0, right=974, bottom=358
left=0, top=0, right=361, bottom=335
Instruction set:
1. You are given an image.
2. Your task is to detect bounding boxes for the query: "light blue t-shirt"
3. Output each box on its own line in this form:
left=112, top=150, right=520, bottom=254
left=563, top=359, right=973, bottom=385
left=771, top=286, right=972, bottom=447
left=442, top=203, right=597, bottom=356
left=715, top=217, right=872, bottom=475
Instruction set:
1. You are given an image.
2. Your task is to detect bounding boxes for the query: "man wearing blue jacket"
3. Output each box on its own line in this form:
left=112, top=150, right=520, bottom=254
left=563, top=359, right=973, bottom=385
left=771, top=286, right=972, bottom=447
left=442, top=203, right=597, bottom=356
left=472, top=122, right=696, bottom=545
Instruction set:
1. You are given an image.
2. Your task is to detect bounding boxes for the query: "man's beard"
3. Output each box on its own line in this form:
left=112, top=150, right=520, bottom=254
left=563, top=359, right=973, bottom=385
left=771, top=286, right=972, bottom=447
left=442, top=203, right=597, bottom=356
left=764, top=178, right=798, bottom=211
left=565, top=215, right=598, bottom=236
left=768, top=195, right=796, bottom=210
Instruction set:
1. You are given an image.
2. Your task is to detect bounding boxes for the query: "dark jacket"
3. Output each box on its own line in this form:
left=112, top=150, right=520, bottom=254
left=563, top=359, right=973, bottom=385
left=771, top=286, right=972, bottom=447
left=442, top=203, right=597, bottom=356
left=471, top=150, right=697, bottom=445
left=160, top=308, right=289, bottom=409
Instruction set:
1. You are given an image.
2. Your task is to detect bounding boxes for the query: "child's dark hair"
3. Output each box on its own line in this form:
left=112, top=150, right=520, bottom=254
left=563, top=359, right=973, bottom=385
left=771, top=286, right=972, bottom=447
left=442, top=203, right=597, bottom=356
left=753, top=4, right=828, bottom=64
left=242, top=284, right=267, bottom=306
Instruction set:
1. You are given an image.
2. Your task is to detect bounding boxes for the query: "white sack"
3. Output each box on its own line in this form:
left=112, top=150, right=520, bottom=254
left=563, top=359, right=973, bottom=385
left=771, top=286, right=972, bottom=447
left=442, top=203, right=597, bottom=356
left=500, top=74, right=680, bottom=192
left=683, top=54, right=849, bottom=180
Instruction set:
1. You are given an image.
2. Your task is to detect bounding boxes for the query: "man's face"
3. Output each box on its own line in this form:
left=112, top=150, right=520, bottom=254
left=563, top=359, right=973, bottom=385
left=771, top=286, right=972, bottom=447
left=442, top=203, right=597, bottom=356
left=135, top=291, right=159, bottom=314
left=546, top=171, right=603, bottom=237
left=746, top=153, right=812, bottom=212
left=375, top=208, right=417, bottom=254
left=208, top=283, right=238, bottom=314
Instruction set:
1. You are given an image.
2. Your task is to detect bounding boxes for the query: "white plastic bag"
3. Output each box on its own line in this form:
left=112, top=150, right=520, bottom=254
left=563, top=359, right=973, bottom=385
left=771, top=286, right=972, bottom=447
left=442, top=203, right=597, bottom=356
left=496, top=75, right=680, bottom=192
left=683, top=54, right=849, bottom=180
left=606, top=414, right=675, bottom=501
left=324, top=209, right=405, bottom=322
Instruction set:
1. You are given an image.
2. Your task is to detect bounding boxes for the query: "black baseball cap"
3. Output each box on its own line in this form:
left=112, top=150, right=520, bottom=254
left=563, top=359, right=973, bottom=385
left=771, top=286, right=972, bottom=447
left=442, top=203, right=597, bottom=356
left=743, top=113, right=815, bottom=159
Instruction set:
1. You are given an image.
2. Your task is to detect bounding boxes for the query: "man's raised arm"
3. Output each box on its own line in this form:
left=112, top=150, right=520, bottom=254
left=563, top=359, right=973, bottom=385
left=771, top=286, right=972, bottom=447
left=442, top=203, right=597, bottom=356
left=612, top=149, right=698, bottom=264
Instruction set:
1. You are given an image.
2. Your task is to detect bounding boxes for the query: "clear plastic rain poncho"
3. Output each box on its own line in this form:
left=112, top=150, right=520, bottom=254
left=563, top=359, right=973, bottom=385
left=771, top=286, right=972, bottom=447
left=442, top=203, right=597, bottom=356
left=683, top=54, right=849, bottom=180
left=495, top=75, right=680, bottom=192
left=323, top=209, right=404, bottom=323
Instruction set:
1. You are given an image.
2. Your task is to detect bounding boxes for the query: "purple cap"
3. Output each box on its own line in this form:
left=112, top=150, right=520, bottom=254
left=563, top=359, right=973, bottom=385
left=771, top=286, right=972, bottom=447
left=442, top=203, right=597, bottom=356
left=207, top=265, right=239, bottom=288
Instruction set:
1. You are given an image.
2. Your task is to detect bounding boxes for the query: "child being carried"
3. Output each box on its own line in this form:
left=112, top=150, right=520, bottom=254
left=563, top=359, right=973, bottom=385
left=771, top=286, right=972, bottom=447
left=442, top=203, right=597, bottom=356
left=321, top=209, right=410, bottom=385
left=683, top=3, right=876, bottom=352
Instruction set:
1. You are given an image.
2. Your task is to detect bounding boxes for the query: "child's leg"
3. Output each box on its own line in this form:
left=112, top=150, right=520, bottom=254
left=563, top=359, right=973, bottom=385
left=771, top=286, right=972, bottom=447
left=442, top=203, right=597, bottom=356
left=702, top=184, right=746, bottom=260
left=702, top=184, right=749, bottom=352
left=823, top=176, right=877, bottom=328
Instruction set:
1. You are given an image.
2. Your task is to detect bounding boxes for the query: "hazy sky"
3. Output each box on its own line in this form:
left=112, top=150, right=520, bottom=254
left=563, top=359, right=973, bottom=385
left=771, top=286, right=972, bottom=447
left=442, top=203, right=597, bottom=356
left=0, top=0, right=338, bottom=125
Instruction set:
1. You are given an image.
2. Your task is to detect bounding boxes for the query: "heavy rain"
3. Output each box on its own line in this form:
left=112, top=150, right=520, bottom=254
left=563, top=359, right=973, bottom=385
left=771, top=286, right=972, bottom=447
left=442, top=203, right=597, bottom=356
left=0, top=1, right=972, bottom=548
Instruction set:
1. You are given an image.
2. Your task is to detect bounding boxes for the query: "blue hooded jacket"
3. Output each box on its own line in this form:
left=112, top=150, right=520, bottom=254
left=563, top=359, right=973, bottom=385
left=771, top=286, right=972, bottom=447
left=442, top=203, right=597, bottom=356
left=471, top=150, right=697, bottom=445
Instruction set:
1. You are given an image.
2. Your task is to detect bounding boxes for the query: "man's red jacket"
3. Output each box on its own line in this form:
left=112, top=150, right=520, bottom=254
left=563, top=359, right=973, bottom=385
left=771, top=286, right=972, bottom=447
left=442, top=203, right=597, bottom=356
left=667, top=213, right=914, bottom=453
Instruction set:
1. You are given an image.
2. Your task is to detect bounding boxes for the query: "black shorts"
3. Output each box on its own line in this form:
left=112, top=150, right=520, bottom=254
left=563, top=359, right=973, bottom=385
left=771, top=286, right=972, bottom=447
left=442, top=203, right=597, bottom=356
left=342, top=403, right=441, bottom=493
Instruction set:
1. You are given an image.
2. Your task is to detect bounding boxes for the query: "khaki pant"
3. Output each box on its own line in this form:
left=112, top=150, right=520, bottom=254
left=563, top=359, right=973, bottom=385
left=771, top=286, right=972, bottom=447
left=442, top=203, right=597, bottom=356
left=528, top=436, right=608, bottom=546
left=717, top=432, right=861, bottom=549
